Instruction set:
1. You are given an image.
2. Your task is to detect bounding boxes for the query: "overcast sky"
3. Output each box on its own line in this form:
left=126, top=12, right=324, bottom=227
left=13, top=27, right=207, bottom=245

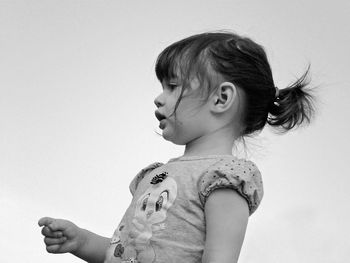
left=1, top=1, right=350, bottom=262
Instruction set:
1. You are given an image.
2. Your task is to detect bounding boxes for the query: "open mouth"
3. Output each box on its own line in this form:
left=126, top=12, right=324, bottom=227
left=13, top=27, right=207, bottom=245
left=155, top=111, right=167, bottom=129
left=155, top=111, right=166, bottom=121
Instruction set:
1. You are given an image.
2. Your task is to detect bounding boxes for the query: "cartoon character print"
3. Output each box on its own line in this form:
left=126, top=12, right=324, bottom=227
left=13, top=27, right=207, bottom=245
left=105, top=223, right=137, bottom=263
left=109, top=172, right=178, bottom=263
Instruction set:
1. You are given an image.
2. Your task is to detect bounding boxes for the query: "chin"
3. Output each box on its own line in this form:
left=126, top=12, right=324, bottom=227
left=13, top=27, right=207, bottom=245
left=162, top=132, right=187, bottom=145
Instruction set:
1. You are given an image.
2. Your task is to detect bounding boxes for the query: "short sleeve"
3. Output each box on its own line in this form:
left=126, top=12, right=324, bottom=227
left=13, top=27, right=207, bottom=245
left=129, top=162, right=163, bottom=196
left=198, top=158, right=263, bottom=215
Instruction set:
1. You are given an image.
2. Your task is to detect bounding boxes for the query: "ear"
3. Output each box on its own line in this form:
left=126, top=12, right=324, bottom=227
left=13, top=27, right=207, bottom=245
left=210, top=82, right=237, bottom=113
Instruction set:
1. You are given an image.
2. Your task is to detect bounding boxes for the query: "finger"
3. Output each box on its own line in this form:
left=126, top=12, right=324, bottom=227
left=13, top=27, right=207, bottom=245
left=48, top=219, right=66, bottom=232
left=38, top=217, right=55, bottom=227
left=46, top=244, right=63, bottom=254
left=41, top=226, right=63, bottom=238
left=46, top=242, right=74, bottom=254
left=44, top=236, right=67, bottom=246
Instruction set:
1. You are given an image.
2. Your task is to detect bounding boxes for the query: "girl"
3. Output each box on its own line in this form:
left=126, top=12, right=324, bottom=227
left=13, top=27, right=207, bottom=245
left=38, top=31, right=316, bottom=263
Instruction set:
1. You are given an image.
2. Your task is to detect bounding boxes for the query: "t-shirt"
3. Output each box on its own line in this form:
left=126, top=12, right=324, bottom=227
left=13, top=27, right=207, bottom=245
left=103, top=155, right=264, bottom=263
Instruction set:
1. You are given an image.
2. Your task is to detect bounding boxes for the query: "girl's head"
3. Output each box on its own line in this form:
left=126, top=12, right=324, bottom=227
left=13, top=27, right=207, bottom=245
left=154, top=31, right=316, bottom=145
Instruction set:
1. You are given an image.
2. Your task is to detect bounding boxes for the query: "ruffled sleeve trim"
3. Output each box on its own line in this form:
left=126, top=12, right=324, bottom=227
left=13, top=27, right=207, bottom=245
left=198, top=158, right=263, bottom=215
left=129, top=162, right=163, bottom=196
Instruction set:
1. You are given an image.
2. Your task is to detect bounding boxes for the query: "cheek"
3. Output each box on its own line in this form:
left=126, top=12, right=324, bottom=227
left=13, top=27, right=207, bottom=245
left=172, top=118, right=200, bottom=140
left=161, top=121, right=188, bottom=145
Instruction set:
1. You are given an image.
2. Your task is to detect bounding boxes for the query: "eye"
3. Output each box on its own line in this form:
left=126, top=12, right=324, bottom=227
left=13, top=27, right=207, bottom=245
left=168, top=83, right=178, bottom=90
left=155, top=190, right=169, bottom=211
left=161, top=80, right=181, bottom=92
left=155, top=196, right=163, bottom=211
left=141, top=194, right=150, bottom=211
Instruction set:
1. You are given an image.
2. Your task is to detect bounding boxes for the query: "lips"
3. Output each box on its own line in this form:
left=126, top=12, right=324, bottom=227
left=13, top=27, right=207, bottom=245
left=155, top=111, right=166, bottom=121
left=155, top=111, right=167, bottom=129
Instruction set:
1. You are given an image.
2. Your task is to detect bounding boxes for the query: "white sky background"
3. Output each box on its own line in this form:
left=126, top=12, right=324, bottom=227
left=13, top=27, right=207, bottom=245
left=1, top=0, right=349, bottom=262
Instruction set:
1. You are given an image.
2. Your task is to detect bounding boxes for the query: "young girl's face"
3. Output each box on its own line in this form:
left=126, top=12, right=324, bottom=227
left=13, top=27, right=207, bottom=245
left=154, top=77, right=211, bottom=145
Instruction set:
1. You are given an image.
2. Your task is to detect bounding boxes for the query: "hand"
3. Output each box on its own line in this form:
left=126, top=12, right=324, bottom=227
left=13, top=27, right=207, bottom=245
left=38, top=217, right=87, bottom=254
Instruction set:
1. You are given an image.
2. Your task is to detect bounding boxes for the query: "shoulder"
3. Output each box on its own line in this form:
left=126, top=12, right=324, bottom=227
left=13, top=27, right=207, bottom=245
left=198, top=157, right=263, bottom=215
left=129, top=162, right=164, bottom=195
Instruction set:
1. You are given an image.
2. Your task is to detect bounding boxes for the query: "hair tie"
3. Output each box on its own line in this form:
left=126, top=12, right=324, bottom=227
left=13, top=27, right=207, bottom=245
left=274, top=86, right=279, bottom=98
left=274, top=86, right=280, bottom=106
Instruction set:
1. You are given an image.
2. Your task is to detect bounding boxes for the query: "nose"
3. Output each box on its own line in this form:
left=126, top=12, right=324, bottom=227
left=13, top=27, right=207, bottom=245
left=146, top=210, right=153, bottom=218
left=154, top=93, right=164, bottom=108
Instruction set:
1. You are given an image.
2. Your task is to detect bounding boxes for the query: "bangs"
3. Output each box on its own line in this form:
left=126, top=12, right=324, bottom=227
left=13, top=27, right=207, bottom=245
left=155, top=34, right=214, bottom=86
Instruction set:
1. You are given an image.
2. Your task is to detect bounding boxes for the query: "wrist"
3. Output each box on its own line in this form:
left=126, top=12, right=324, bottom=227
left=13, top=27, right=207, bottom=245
left=71, top=228, right=109, bottom=263
left=72, top=227, right=89, bottom=257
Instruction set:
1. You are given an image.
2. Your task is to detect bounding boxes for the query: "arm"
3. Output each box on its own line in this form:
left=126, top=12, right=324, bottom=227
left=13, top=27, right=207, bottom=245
left=72, top=229, right=110, bottom=263
left=38, top=217, right=110, bottom=263
left=202, top=189, right=249, bottom=263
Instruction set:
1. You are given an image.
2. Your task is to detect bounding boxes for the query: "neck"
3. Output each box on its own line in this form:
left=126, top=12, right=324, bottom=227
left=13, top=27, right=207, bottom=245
left=183, top=125, right=238, bottom=157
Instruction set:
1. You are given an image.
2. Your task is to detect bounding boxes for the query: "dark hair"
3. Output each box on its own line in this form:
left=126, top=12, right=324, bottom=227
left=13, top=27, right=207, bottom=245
left=155, top=31, right=316, bottom=136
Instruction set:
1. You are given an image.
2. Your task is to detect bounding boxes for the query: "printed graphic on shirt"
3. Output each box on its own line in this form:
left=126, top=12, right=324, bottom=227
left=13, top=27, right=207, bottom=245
left=106, top=173, right=178, bottom=263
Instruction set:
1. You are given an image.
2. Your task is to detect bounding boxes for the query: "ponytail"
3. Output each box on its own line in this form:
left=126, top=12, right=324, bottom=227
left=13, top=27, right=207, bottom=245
left=267, top=65, right=316, bottom=133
